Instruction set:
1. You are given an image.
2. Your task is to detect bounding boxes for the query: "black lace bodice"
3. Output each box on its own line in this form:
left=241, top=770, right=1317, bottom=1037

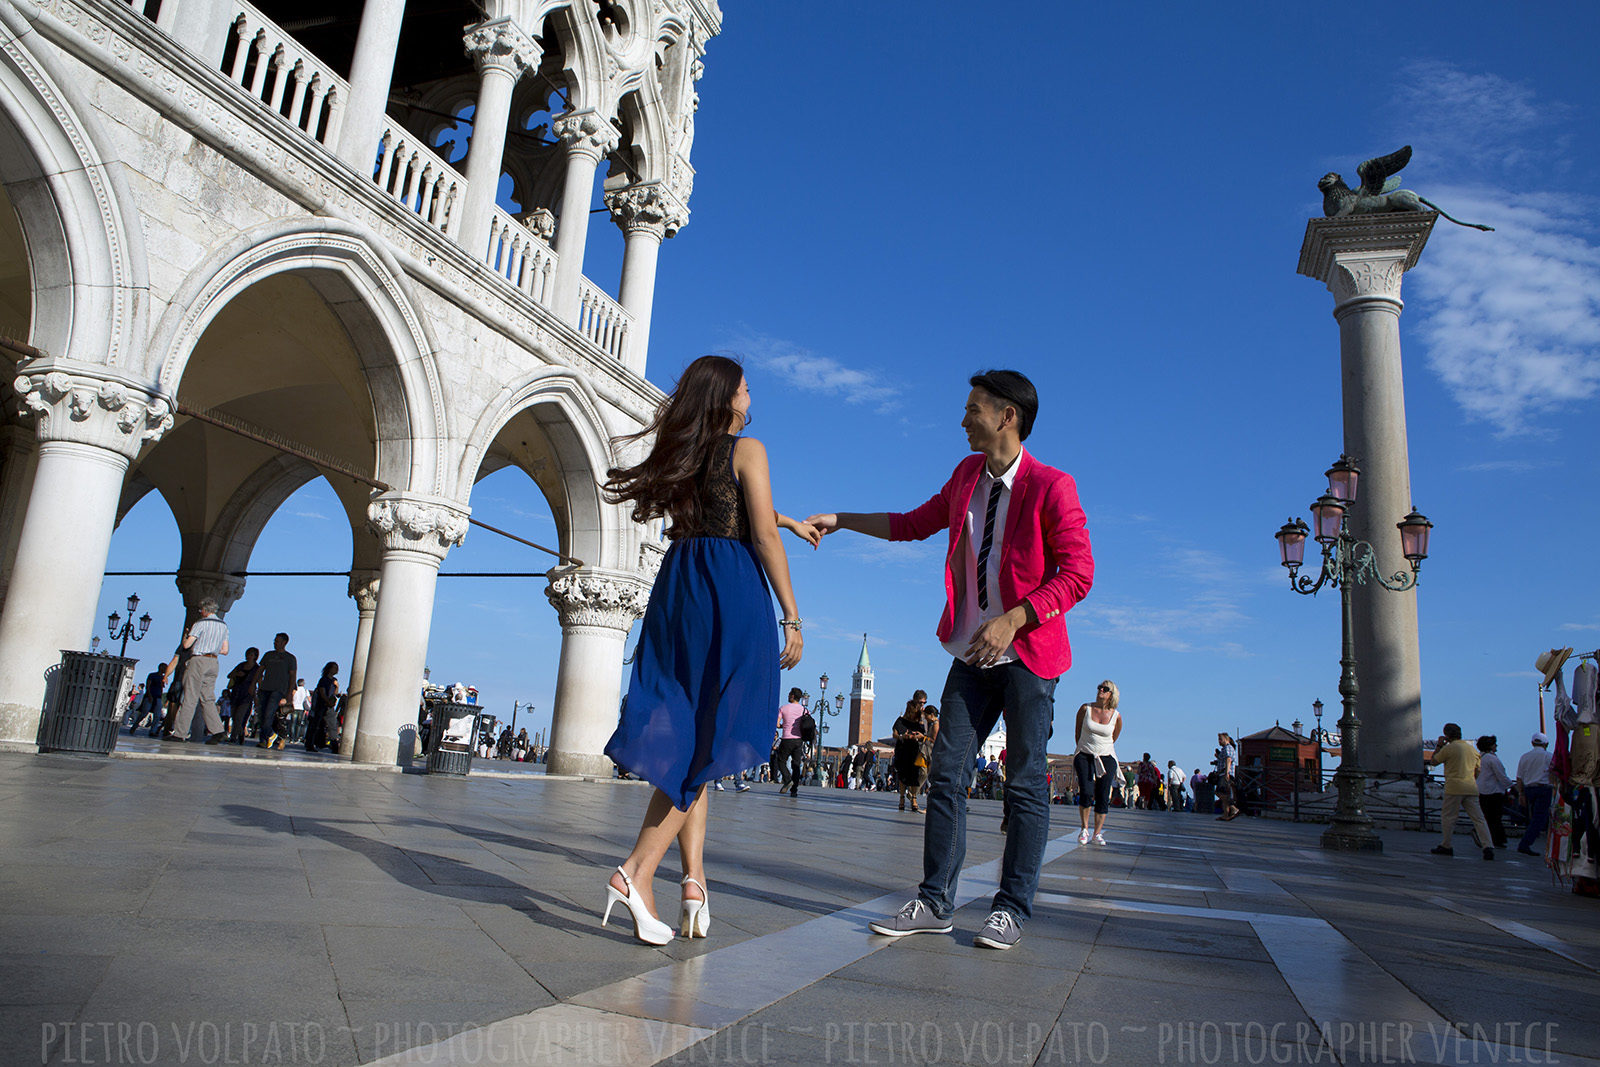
left=681, top=435, right=750, bottom=541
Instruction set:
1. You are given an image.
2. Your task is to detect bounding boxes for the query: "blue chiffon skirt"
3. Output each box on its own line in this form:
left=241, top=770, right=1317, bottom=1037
left=605, top=536, right=779, bottom=811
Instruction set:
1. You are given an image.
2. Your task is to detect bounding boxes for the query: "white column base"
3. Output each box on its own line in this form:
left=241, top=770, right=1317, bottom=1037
left=546, top=623, right=629, bottom=777
left=350, top=549, right=441, bottom=767
left=0, top=442, right=127, bottom=746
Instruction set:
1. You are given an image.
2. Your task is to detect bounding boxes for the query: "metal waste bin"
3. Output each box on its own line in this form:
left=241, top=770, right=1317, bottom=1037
left=425, top=702, right=479, bottom=776
left=40, top=651, right=137, bottom=755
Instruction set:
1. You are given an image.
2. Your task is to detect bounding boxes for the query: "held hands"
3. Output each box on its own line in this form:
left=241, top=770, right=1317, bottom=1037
left=778, top=514, right=822, bottom=548
left=805, top=514, right=840, bottom=537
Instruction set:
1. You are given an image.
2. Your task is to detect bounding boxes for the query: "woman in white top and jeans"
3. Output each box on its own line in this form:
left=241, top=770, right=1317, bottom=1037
left=1074, top=680, right=1122, bottom=845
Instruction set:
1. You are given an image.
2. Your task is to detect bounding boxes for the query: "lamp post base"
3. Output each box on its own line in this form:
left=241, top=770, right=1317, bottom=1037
left=1321, top=822, right=1383, bottom=852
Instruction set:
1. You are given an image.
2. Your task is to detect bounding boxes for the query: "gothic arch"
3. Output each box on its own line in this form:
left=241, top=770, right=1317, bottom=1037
left=458, top=366, right=633, bottom=570
left=145, top=218, right=448, bottom=495
left=0, top=6, right=149, bottom=367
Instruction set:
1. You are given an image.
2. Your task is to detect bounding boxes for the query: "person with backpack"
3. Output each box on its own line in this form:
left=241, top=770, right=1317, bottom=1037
left=774, top=688, right=808, bottom=796
left=1136, top=753, right=1161, bottom=809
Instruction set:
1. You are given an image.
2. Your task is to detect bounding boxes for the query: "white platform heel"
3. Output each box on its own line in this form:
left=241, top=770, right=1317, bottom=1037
left=680, top=876, right=710, bottom=938
left=602, top=866, right=674, bottom=945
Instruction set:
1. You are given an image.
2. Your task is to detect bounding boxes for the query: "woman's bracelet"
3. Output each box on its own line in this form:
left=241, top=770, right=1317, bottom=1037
left=779, top=618, right=802, bottom=631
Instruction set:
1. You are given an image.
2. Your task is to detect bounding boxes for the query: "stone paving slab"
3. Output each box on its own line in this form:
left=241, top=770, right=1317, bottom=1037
left=2, top=750, right=1599, bottom=1067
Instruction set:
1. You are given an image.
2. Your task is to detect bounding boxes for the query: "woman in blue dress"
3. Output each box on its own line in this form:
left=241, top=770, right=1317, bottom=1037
left=600, top=354, right=814, bottom=945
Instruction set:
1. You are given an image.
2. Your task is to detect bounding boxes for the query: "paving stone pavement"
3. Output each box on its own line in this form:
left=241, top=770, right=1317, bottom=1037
left=2, top=750, right=1597, bottom=1067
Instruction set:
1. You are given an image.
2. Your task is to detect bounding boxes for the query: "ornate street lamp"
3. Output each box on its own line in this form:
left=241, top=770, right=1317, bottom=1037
left=1277, top=456, right=1432, bottom=853
left=810, top=672, right=841, bottom=784
left=1312, top=698, right=1325, bottom=785
left=106, top=592, right=152, bottom=658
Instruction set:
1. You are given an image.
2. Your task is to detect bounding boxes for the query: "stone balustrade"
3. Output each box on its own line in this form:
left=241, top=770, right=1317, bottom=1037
left=373, top=121, right=464, bottom=237
left=486, top=207, right=558, bottom=305
left=576, top=278, right=630, bottom=362
left=221, top=2, right=345, bottom=147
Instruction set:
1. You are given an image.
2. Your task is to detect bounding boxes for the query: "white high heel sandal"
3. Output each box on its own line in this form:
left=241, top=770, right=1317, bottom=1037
left=602, top=866, right=674, bottom=945
left=680, top=876, right=710, bottom=938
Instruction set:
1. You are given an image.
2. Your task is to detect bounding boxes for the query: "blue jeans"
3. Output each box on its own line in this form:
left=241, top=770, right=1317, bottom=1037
left=1518, top=784, right=1552, bottom=851
left=919, top=657, right=1056, bottom=923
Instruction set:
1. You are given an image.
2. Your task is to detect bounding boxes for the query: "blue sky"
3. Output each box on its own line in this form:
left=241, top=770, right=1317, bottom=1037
left=100, top=3, right=1599, bottom=775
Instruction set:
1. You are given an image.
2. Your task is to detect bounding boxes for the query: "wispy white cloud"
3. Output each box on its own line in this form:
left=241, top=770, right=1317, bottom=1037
left=1386, top=61, right=1600, bottom=435
left=1075, top=541, right=1254, bottom=656
left=721, top=331, right=901, bottom=412
left=831, top=540, right=942, bottom=569
left=1558, top=621, right=1600, bottom=632
left=1074, top=593, right=1251, bottom=657
left=293, top=510, right=330, bottom=520
left=1458, top=459, right=1545, bottom=473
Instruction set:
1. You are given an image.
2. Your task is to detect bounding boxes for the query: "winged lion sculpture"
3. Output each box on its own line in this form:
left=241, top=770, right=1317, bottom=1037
left=1319, top=146, right=1493, bottom=231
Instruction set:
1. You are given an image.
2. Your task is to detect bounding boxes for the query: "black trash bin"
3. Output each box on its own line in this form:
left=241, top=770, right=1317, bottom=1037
left=40, top=651, right=137, bottom=755
left=426, top=702, right=479, bottom=776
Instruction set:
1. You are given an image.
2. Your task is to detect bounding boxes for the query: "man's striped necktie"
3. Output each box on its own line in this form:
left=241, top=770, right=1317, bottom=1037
left=976, top=478, right=1003, bottom=610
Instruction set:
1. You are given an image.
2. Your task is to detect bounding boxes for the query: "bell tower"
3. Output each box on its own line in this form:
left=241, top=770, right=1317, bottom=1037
left=849, top=633, right=874, bottom=746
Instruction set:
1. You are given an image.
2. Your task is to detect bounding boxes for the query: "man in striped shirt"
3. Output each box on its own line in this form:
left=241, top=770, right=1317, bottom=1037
left=168, top=597, right=230, bottom=744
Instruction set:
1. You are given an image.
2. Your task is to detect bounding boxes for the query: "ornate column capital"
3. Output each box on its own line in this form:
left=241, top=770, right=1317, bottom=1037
left=520, top=207, right=556, bottom=244
left=545, top=566, right=651, bottom=632
left=604, top=182, right=688, bottom=240
left=174, top=569, right=247, bottom=617
left=552, top=109, right=621, bottom=162
left=1297, top=215, right=1436, bottom=312
left=366, top=492, right=470, bottom=561
left=463, top=17, right=542, bottom=79
left=347, top=569, right=381, bottom=613
left=12, top=365, right=172, bottom=458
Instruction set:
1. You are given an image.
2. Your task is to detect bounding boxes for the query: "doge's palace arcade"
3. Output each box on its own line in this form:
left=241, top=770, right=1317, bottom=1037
left=0, top=0, right=718, bottom=772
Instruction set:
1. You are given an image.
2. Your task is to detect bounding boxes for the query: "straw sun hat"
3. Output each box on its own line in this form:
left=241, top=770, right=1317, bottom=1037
left=1535, top=647, right=1573, bottom=689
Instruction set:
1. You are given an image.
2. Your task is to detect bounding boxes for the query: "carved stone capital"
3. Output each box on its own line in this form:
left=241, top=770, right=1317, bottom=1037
left=348, top=570, right=381, bottom=614
left=1297, top=214, right=1436, bottom=311
left=544, top=566, right=651, bottom=631
left=1328, top=254, right=1407, bottom=306
left=638, top=539, right=666, bottom=585
left=463, top=18, right=542, bottom=79
left=366, top=492, right=470, bottom=560
left=12, top=367, right=172, bottom=458
left=552, top=109, right=621, bottom=161
left=174, top=569, right=247, bottom=617
left=605, top=182, right=688, bottom=239
left=520, top=207, right=556, bottom=243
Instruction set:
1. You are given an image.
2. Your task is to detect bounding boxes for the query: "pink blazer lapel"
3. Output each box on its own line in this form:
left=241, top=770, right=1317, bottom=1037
left=998, top=451, right=1034, bottom=568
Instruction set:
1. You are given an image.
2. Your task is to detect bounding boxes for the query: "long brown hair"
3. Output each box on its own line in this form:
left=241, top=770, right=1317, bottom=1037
left=604, top=354, right=745, bottom=533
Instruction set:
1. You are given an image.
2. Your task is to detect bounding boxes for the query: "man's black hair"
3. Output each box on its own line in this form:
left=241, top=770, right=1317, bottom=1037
left=789, top=687, right=805, bottom=702
left=969, top=370, right=1038, bottom=441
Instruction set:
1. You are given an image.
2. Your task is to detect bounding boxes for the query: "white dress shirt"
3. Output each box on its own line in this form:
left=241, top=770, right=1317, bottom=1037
left=1515, top=747, right=1552, bottom=788
left=942, top=449, right=1023, bottom=666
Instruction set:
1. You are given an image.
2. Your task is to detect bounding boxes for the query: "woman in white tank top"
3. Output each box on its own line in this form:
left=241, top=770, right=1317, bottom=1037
left=1074, top=680, right=1122, bottom=845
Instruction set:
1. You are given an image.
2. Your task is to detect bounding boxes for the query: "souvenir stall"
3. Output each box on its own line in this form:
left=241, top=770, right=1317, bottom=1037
left=1541, top=647, right=1600, bottom=897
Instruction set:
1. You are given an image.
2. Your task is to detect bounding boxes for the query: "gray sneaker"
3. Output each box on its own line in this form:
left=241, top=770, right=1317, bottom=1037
left=973, top=909, right=1021, bottom=950
left=869, top=899, right=953, bottom=937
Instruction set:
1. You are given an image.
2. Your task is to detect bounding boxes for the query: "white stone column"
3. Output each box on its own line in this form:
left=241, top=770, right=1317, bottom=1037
left=350, top=493, right=468, bottom=767
left=549, top=111, right=620, bottom=320
left=1298, top=214, right=1436, bottom=778
left=335, top=0, right=409, bottom=170
left=0, top=369, right=172, bottom=750
left=456, top=19, right=541, bottom=257
left=544, top=567, right=650, bottom=777
left=605, top=183, right=686, bottom=377
left=339, top=570, right=380, bottom=759
left=0, top=422, right=38, bottom=614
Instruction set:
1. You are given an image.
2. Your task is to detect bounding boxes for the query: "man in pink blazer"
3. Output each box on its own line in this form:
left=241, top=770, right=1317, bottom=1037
left=809, top=370, right=1093, bottom=950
